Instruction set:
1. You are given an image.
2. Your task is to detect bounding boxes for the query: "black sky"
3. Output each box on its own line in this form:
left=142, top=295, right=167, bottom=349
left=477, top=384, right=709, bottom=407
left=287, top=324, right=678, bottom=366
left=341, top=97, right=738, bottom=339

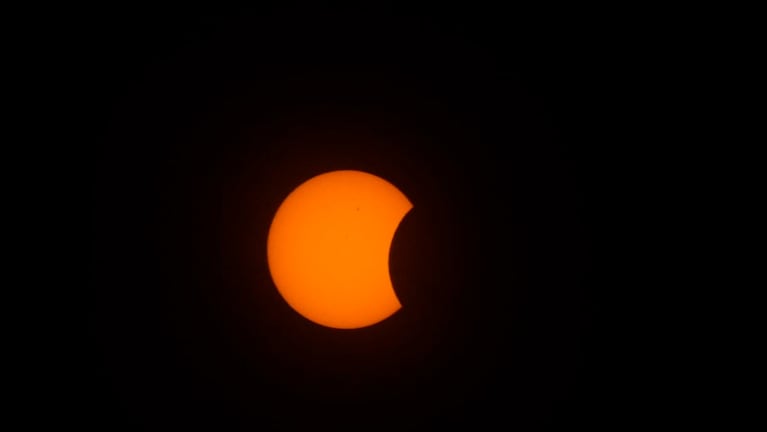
left=88, top=4, right=643, bottom=430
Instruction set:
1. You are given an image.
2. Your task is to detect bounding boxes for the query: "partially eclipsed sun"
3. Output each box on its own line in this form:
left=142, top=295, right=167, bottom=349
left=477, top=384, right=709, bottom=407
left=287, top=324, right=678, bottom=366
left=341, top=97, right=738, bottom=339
left=267, top=170, right=413, bottom=329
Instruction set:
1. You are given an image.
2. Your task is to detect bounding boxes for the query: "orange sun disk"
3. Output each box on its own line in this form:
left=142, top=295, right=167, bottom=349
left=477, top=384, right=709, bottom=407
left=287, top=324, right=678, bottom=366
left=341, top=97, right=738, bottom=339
left=267, top=170, right=413, bottom=329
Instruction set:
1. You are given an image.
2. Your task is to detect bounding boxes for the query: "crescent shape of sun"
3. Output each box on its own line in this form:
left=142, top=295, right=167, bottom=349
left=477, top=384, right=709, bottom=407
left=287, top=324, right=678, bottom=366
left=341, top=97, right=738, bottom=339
left=267, top=170, right=413, bottom=329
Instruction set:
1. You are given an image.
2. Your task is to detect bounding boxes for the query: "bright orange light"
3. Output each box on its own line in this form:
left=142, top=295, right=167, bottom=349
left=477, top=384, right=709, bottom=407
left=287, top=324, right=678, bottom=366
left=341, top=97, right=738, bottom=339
left=267, top=170, right=413, bottom=329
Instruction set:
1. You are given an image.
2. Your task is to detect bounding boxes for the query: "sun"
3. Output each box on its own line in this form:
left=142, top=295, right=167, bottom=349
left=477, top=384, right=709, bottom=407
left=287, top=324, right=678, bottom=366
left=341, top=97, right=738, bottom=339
left=267, top=170, right=413, bottom=329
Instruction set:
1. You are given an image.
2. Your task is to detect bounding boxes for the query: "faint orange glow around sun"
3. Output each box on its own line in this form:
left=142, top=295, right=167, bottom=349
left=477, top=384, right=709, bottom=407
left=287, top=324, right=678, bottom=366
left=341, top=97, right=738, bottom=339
left=267, top=170, right=413, bottom=329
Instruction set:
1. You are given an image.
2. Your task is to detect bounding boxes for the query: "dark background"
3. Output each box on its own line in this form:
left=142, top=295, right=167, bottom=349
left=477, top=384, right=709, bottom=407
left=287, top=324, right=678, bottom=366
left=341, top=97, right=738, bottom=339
left=88, top=4, right=642, bottom=430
